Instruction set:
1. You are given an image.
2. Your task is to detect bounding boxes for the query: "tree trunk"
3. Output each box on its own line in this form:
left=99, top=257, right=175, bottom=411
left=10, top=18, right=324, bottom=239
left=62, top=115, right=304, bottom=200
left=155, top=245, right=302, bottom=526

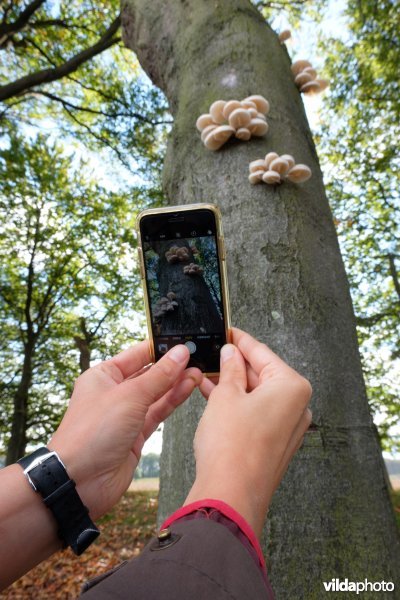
left=150, top=240, right=224, bottom=335
left=121, top=0, right=400, bottom=595
left=6, top=341, right=34, bottom=464
left=74, top=317, right=92, bottom=373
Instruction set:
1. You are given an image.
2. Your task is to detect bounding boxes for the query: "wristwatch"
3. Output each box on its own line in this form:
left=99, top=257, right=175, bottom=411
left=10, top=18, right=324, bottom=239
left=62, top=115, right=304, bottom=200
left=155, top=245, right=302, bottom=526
left=18, top=447, right=100, bottom=555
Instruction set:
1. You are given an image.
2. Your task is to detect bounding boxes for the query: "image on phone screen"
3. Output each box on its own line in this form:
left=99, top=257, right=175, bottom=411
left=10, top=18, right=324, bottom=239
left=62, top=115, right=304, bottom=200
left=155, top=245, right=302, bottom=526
left=140, top=208, right=228, bottom=372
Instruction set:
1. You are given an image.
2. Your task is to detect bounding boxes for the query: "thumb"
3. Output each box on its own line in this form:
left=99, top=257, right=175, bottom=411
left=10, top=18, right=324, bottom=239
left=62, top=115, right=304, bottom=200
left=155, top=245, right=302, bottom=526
left=122, top=344, right=190, bottom=406
left=218, top=344, right=247, bottom=390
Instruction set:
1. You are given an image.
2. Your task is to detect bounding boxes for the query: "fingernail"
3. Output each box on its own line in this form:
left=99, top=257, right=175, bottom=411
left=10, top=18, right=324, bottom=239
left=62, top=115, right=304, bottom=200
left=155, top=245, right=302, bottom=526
left=221, top=344, right=235, bottom=362
left=169, top=344, right=189, bottom=364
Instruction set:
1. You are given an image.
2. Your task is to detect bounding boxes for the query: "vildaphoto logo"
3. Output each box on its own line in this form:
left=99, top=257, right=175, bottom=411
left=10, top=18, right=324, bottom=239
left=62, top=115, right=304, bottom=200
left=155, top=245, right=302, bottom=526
left=323, top=579, right=395, bottom=594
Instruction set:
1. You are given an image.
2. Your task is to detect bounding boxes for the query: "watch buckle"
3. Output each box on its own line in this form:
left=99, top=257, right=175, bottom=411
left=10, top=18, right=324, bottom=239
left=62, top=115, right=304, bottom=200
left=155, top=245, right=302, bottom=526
left=24, top=451, right=66, bottom=492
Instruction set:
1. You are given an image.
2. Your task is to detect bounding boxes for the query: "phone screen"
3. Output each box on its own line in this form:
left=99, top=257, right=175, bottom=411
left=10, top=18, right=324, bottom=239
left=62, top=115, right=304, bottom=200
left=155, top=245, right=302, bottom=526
left=139, top=207, right=228, bottom=373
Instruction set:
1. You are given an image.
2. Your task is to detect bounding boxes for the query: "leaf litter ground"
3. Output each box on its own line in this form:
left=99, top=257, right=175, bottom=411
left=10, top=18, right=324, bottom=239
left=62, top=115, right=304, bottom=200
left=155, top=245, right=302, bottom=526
left=4, top=491, right=158, bottom=599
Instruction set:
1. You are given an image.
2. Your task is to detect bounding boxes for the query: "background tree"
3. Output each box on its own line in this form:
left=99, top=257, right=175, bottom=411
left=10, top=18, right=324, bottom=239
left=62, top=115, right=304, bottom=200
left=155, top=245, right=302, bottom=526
left=0, top=0, right=171, bottom=463
left=0, top=132, right=141, bottom=463
left=316, top=0, right=399, bottom=451
left=121, top=0, right=400, bottom=596
left=139, top=453, right=160, bottom=478
left=0, top=0, right=170, bottom=172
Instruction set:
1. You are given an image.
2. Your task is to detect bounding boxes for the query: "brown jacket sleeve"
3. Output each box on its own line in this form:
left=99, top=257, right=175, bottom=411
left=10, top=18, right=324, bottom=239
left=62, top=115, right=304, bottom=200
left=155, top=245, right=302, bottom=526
left=80, top=518, right=274, bottom=599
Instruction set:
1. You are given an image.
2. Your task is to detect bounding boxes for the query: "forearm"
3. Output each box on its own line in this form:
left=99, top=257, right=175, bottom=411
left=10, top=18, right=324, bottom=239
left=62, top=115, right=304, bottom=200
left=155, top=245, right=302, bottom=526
left=0, top=464, right=63, bottom=590
left=184, top=467, right=272, bottom=539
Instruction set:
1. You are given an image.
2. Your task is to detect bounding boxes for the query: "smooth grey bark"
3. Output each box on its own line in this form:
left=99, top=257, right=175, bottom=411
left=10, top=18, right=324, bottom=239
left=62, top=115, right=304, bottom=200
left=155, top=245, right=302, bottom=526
left=121, top=1, right=400, bottom=597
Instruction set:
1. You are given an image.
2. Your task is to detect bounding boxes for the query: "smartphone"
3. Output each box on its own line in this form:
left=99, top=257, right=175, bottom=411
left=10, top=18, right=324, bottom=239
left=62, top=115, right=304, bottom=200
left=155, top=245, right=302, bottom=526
left=136, top=203, right=231, bottom=375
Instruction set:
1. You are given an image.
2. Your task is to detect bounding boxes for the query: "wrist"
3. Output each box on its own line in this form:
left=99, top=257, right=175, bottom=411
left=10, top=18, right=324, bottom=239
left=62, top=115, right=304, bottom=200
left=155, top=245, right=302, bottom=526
left=0, top=464, right=63, bottom=589
left=17, top=447, right=100, bottom=554
left=185, top=467, right=272, bottom=538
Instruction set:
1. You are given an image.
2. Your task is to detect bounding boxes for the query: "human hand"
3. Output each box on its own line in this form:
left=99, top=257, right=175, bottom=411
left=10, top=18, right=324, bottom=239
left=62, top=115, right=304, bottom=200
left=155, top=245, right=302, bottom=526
left=185, top=327, right=312, bottom=537
left=49, top=342, right=202, bottom=520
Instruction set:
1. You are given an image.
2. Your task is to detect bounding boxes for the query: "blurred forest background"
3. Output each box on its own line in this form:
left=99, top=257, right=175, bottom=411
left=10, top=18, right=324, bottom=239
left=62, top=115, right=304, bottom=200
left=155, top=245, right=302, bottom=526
left=0, top=0, right=398, bottom=465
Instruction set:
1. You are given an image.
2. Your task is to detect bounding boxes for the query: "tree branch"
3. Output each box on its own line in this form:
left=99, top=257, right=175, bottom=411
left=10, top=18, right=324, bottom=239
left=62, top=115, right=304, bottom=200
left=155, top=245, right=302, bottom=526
left=30, top=19, right=98, bottom=36
left=24, top=36, right=58, bottom=67
left=388, top=254, right=400, bottom=301
left=32, top=89, right=158, bottom=123
left=91, top=309, right=114, bottom=337
left=0, top=0, right=46, bottom=46
left=256, top=0, right=309, bottom=9
left=0, top=15, right=121, bottom=102
left=61, top=102, right=130, bottom=166
left=356, top=307, right=398, bottom=327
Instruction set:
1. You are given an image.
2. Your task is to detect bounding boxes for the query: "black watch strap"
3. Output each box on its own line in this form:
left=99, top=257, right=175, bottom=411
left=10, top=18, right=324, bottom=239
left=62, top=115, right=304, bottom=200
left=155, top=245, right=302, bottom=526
left=18, top=447, right=100, bottom=555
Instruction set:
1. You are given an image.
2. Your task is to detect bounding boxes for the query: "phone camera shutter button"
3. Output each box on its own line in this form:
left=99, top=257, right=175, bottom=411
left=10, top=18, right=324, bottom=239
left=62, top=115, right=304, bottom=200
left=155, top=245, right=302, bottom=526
left=185, top=341, right=197, bottom=354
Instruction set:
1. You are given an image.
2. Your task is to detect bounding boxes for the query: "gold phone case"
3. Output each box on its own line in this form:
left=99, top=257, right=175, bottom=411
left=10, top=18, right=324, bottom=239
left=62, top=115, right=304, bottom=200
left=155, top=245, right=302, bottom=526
left=136, top=203, right=231, bottom=376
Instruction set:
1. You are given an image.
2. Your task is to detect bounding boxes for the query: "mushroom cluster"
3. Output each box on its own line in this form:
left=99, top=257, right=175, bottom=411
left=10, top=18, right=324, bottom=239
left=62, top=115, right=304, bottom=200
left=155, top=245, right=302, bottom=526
left=278, top=30, right=291, bottom=43
left=183, top=263, right=204, bottom=275
left=291, top=60, right=329, bottom=95
left=165, top=246, right=190, bottom=263
left=196, top=95, right=270, bottom=151
left=153, top=292, right=178, bottom=318
left=249, top=152, right=312, bottom=185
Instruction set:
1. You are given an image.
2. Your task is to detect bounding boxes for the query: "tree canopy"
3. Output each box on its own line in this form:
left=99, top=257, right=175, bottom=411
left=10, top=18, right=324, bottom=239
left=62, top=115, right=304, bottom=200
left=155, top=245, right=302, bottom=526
left=316, top=0, right=399, bottom=450
left=0, top=131, right=144, bottom=456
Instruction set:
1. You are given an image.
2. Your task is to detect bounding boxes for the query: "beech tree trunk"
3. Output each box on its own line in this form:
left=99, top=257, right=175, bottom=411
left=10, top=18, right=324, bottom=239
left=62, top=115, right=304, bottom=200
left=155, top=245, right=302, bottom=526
left=121, top=1, right=400, bottom=596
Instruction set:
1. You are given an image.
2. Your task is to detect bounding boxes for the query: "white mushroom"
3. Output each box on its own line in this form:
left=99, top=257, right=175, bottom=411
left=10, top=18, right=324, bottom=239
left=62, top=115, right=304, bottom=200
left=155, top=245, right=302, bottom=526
left=228, top=108, right=251, bottom=129
left=249, top=170, right=265, bottom=184
left=279, top=154, right=295, bottom=170
left=294, top=71, right=314, bottom=87
left=235, top=127, right=251, bottom=141
left=248, top=118, right=269, bottom=137
left=196, top=113, right=214, bottom=131
left=262, top=170, right=281, bottom=184
left=249, top=159, right=267, bottom=173
left=200, top=124, right=217, bottom=142
left=300, top=80, right=321, bottom=94
left=203, top=130, right=225, bottom=150
left=212, top=124, right=235, bottom=142
left=302, top=66, right=318, bottom=79
left=269, top=157, right=290, bottom=176
left=243, top=95, right=270, bottom=115
left=222, top=100, right=242, bottom=120
left=210, top=100, right=227, bottom=124
left=291, top=59, right=313, bottom=76
left=204, top=125, right=234, bottom=150
left=278, top=30, right=291, bottom=43
left=287, top=164, right=312, bottom=183
left=264, top=152, right=279, bottom=170
left=241, top=100, right=257, bottom=110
